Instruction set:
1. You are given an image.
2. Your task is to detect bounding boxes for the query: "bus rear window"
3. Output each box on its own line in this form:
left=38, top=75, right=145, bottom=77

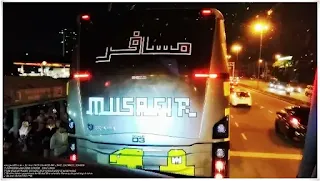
left=78, top=9, right=215, bottom=76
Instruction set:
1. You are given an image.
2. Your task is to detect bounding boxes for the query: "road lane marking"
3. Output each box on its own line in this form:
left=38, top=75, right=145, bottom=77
left=230, top=151, right=302, bottom=160
left=235, top=122, right=239, bottom=127
left=268, top=110, right=273, bottom=114
left=241, top=133, right=247, bottom=140
left=260, top=106, right=264, bottom=109
left=231, top=115, right=234, bottom=119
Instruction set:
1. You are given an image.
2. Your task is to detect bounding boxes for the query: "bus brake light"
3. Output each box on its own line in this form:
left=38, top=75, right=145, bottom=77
left=81, top=15, right=90, bottom=21
left=201, top=9, right=213, bottom=16
left=194, top=73, right=218, bottom=78
left=69, top=154, right=77, bottom=162
left=73, top=72, right=91, bottom=80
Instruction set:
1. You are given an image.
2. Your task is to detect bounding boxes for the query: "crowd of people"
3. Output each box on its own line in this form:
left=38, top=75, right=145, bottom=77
left=3, top=102, right=69, bottom=159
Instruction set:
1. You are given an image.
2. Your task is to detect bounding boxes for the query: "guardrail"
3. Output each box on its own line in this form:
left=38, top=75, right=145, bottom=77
left=239, top=83, right=310, bottom=106
left=238, top=78, right=311, bottom=106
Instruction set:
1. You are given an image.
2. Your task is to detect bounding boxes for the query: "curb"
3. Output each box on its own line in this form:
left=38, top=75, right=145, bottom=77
left=239, top=83, right=310, bottom=106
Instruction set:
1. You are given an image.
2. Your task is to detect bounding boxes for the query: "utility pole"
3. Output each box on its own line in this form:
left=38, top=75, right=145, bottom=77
left=265, top=61, right=268, bottom=80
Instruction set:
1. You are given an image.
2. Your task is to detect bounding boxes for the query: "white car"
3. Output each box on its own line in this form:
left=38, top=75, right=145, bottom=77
left=230, top=90, right=252, bottom=107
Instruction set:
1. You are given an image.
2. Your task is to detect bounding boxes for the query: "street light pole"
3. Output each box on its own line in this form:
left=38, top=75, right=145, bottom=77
left=236, top=51, right=239, bottom=76
left=231, top=44, right=242, bottom=77
left=259, top=31, right=263, bottom=60
left=257, top=30, right=264, bottom=88
left=258, top=61, right=261, bottom=88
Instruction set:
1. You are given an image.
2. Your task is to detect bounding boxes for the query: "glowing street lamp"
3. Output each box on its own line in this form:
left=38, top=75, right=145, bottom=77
left=252, top=21, right=270, bottom=63
left=231, top=44, right=242, bottom=77
left=231, top=44, right=242, bottom=61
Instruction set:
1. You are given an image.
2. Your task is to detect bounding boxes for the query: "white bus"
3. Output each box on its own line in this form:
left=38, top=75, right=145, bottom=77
left=67, top=8, right=230, bottom=178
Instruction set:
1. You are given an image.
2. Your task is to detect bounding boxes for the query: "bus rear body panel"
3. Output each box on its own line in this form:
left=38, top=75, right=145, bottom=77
left=68, top=8, right=230, bottom=178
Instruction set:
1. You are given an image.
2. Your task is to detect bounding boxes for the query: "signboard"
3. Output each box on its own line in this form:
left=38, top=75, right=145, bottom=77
left=228, top=62, right=235, bottom=77
left=8, top=86, right=66, bottom=107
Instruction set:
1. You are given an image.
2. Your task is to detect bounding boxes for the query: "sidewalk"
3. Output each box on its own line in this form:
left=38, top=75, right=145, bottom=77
left=239, top=78, right=311, bottom=106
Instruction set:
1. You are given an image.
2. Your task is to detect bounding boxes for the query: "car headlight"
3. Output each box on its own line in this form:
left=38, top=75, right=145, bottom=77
left=286, top=87, right=293, bottom=92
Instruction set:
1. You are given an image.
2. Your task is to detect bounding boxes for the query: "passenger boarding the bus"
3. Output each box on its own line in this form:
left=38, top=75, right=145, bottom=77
left=50, top=122, right=68, bottom=157
left=19, top=121, right=32, bottom=152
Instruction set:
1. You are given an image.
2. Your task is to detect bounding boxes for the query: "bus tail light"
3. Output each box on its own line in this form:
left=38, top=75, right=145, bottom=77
left=212, top=116, right=229, bottom=139
left=68, top=136, right=77, bottom=162
left=81, top=14, right=90, bottom=21
left=70, top=154, right=77, bottom=162
left=214, top=173, right=224, bottom=179
left=212, top=142, right=230, bottom=178
left=73, top=72, right=91, bottom=81
left=193, top=69, right=229, bottom=80
left=67, top=117, right=76, bottom=134
left=201, top=9, right=213, bottom=16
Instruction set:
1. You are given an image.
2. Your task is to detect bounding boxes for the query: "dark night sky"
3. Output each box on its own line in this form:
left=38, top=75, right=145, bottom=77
left=3, top=2, right=317, bottom=69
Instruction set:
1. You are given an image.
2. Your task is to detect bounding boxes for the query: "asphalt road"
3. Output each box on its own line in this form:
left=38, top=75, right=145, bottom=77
left=239, top=79, right=311, bottom=103
left=229, top=86, right=303, bottom=178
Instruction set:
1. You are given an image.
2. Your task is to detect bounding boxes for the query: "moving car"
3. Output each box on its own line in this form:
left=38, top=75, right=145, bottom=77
left=67, top=8, right=230, bottom=178
left=268, top=78, right=278, bottom=88
left=230, top=85, right=235, bottom=93
left=288, top=82, right=303, bottom=93
left=274, top=106, right=310, bottom=143
left=230, top=90, right=252, bottom=107
left=305, top=85, right=313, bottom=97
left=269, top=81, right=292, bottom=95
left=229, top=77, right=239, bottom=86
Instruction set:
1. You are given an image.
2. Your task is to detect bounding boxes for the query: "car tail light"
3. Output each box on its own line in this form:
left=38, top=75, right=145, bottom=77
left=69, top=154, right=77, bottom=162
left=201, top=9, right=212, bottom=16
left=73, top=72, right=91, bottom=81
left=290, top=117, right=300, bottom=128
